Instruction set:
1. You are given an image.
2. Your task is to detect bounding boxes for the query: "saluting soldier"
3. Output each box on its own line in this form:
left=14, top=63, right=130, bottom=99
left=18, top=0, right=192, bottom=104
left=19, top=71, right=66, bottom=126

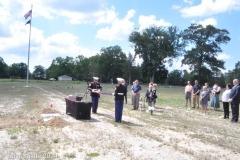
left=88, top=77, right=102, bottom=114
left=114, top=78, right=127, bottom=123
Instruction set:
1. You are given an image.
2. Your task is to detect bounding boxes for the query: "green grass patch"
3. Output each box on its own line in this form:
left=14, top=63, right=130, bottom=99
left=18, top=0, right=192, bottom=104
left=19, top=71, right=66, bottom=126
left=64, top=152, right=76, bottom=158
left=87, top=152, right=100, bottom=157
left=53, top=138, right=59, bottom=143
left=10, top=135, right=18, bottom=139
left=6, top=128, right=21, bottom=133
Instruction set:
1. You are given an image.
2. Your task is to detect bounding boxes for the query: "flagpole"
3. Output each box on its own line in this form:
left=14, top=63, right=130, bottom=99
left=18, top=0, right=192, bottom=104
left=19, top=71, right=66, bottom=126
left=25, top=5, right=32, bottom=87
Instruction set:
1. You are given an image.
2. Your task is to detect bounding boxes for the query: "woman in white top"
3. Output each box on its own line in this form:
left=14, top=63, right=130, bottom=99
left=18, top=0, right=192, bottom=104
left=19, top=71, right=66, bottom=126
left=220, top=83, right=232, bottom=119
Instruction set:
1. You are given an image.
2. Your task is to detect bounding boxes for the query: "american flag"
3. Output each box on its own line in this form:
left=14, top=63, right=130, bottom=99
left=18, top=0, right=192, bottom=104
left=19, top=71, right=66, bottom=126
left=24, top=10, right=32, bottom=19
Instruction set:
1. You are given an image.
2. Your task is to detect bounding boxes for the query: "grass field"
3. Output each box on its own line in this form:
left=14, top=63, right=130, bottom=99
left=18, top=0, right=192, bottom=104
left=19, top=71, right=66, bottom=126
left=0, top=79, right=240, bottom=160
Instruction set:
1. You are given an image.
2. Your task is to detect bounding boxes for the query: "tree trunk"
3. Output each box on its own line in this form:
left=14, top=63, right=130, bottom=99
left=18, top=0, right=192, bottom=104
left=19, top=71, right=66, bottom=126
left=150, top=74, right=154, bottom=83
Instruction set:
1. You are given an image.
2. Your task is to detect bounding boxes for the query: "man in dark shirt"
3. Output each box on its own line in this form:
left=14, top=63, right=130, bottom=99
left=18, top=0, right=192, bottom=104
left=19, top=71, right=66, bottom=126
left=228, top=79, right=240, bottom=122
left=132, top=80, right=142, bottom=110
left=88, top=77, right=102, bottom=113
left=192, top=80, right=201, bottom=109
left=114, top=78, right=127, bottom=122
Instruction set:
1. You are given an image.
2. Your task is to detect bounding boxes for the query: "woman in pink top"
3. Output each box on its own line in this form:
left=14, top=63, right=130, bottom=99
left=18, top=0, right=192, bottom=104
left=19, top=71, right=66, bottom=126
left=185, top=81, right=193, bottom=107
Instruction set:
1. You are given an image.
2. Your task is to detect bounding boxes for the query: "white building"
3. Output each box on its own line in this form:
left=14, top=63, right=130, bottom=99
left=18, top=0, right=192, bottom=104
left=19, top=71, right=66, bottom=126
left=58, top=75, right=72, bottom=81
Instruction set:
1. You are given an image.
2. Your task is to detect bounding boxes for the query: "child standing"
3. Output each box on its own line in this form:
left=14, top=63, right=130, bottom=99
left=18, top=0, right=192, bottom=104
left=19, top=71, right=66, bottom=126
left=200, top=86, right=208, bottom=115
left=151, top=83, right=158, bottom=107
left=145, top=85, right=153, bottom=107
left=145, top=84, right=155, bottom=112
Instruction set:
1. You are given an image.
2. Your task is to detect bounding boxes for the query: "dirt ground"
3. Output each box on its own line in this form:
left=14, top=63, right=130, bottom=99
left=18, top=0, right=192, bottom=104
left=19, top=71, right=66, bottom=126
left=0, top=83, right=240, bottom=160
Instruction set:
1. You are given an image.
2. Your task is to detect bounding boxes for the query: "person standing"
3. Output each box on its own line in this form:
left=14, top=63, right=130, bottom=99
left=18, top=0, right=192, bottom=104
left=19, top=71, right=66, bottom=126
left=131, top=81, right=135, bottom=105
left=192, top=80, right=201, bottom=109
left=111, top=78, right=113, bottom=84
left=200, top=86, right=208, bottom=115
left=204, top=83, right=211, bottom=109
left=122, top=79, right=128, bottom=104
left=221, top=83, right=232, bottom=119
left=114, top=78, right=127, bottom=123
left=88, top=77, right=102, bottom=114
left=132, top=80, right=142, bottom=110
left=228, top=79, right=240, bottom=122
left=185, top=81, right=192, bottom=107
left=210, top=83, right=221, bottom=110
left=151, top=83, right=158, bottom=107
left=145, top=84, right=153, bottom=107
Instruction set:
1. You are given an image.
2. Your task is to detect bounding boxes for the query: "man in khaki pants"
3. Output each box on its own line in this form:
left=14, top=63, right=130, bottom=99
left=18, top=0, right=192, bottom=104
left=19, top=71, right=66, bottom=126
left=132, top=80, right=142, bottom=110
left=192, top=80, right=201, bottom=109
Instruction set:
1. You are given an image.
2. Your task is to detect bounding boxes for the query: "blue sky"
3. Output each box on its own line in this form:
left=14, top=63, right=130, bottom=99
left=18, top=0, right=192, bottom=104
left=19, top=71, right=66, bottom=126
left=0, top=0, right=240, bottom=73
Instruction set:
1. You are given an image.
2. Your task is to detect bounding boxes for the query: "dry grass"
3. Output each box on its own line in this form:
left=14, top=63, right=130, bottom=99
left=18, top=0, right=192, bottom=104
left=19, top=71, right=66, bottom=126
left=0, top=80, right=240, bottom=159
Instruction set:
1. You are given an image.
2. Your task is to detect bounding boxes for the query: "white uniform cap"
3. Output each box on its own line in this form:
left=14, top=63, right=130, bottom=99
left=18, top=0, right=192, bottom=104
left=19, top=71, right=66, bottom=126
left=117, top=78, right=124, bottom=82
left=93, top=77, right=99, bottom=80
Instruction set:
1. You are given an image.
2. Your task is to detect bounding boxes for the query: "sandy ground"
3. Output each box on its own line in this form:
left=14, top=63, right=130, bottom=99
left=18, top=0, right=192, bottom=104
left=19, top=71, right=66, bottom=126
left=0, top=84, right=240, bottom=160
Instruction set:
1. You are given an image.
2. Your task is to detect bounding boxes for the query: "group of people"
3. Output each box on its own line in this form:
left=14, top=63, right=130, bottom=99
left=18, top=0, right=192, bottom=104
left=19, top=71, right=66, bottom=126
left=88, top=76, right=240, bottom=123
left=144, top=82, right=158, bottom=111
left=130, top=81, right=158, bottom=111
left=185, top=79, right=240, bottom=122
left=88, top=77, right=128, bottom=123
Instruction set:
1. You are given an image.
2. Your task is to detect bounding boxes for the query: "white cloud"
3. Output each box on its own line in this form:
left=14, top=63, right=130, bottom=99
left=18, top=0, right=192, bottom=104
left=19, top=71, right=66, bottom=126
left=180, top=0, right=240, bottom=17
left=59, top=6, right=118, bottom=25
left=95, top=9, right=135, bottom=41
left=183, top=0, right=194, bottom=5
left=95, top=6, right=118, bottom=25
left=217, top=53, right=231, bottom=60
left=172, top=5, right=181, bottom=10
left=198, top=17, right=217, bottom=27
left=34, top=32, right=93, bottom=71
left=138, top=15, right=172, bottom=31
left=0, top=22, right=92, bottom=72
left=0, top=22, right=40, bottom=51
left=0, top=0, right=117, bottom=24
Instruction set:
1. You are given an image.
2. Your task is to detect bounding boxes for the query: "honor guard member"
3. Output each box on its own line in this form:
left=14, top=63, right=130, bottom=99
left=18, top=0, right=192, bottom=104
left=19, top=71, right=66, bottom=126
left=88, top=77, right=102, bottom=113
left=114, top=78, right=127, bottom=123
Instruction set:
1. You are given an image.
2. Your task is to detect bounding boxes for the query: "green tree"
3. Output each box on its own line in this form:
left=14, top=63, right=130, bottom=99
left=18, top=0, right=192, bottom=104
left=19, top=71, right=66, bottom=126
left=89, top=55, right=100, bottom=80
left=9, top=62, right=28, bottom=78
left=33, top=65, right=46, bottom=79
left=129, top=25, right=184, bottom=83
left=73, top=55, right=90, bottom=81
left=182, top=70, right=195, bottom=85
left=0, top=57, right=8, bottom=78
left=47, top=56, right=74, bottom=79
left=123, top=52, right=136, bottom=84
left=181, top=23, right=230, bottom=84
left=98, top=45, right=127, bottom=82
left=233, top=61, right=240, bottom=80
left=167, top=70, right=183, bottom=85
left=224, top=70, right=234, bottom=85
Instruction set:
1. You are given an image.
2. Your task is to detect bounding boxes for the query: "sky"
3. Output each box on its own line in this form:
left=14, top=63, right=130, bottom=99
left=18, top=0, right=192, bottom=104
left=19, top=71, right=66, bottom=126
left=0, top=0, right=240, bottom=73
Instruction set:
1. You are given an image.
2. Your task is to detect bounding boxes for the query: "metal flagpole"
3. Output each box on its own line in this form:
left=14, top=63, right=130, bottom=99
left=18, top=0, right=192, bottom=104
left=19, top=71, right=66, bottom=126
left=25, top=5, right=32, bottom=87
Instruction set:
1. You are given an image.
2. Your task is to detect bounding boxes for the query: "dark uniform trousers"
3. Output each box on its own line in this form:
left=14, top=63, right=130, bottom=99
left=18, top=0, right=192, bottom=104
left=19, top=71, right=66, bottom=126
left=229, top=84, right=240, bottom=122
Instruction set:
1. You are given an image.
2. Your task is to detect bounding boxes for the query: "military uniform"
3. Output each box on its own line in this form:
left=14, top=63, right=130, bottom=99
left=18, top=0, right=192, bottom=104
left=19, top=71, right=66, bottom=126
left=114, top=78, right=127, bottom=122
left=88, top=77, right=102, bottom=113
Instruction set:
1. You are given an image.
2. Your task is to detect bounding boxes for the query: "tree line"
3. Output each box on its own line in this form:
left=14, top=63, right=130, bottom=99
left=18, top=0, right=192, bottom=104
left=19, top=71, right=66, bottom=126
left=0, top=23, right=238, bottom=86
